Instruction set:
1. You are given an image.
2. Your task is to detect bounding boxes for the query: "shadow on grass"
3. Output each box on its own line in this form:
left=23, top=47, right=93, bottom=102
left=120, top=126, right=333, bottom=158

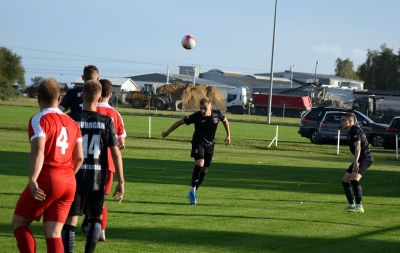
left=0, top=222, right=399, bottom=253
left=1, top=150, right=399, bottom=199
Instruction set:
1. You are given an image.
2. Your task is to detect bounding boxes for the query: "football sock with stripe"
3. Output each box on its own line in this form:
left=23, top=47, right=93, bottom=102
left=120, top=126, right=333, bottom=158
left=85, top=218, right=102, bottom=253
left=14, top=225, right=36, bottom=253
left=196, top=171, right=206, bottom=190
left=341, top=181, right=354, bottom=205
left=61, top=224, right=75, bottom=253
left=101, top=203, right=107, bottom=232
left=350, top=180, right=362, bottom=205
left=191, top=165, right=201, bottom=188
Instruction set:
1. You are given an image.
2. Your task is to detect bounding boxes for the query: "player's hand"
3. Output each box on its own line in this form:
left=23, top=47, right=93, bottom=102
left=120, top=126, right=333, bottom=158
left=161, top=131, right=169, bottom=138
left=119, top=144, right=125, bottom=150
left=225, top=136, right=231, bottom=146
left=29, top=181, right=46, bottom=201
left=113, top=182, right=124, bottom=204
left=352, top=163, right=359, bottom=173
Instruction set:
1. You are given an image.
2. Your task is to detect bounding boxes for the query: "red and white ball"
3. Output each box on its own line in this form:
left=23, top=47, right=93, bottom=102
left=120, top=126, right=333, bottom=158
left=181, top=35, right=196, bottom=50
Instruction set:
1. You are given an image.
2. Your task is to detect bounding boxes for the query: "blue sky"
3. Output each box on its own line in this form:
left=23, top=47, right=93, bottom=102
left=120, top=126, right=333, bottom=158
left=2, top=0, right=400, bottom=85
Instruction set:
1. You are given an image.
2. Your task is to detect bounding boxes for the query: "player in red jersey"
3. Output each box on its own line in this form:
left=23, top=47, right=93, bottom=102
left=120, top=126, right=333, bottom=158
left=97, top=79, right=126, bottom=241
left=12, top=78, right=84, bottom=253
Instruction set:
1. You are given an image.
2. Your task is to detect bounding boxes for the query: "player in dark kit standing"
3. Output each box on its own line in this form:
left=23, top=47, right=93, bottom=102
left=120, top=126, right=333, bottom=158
left=161, top=97, right=231, bottom=205
left=62, top=80, right=125, bottom=253
left=58, top=65, right=99, bottom=113
left=12, top=78, right=84, bottom=253
left=340, top=112, right=373, bottom=213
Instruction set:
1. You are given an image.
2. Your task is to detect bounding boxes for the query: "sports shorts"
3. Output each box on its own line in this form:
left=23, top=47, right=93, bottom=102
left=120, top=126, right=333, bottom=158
left=191, top=143, right=214, bottom=167
left=104, top=170, right=114, bottom=196
left=346, top=159, right=372, bottom=176
left=68, top=190, right=105, bottom=218
left=14, top=181, right=75, bottom=222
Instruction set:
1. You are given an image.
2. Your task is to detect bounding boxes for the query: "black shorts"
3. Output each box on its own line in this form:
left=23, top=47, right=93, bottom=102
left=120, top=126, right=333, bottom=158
left=191, top=143, right=214, bottom=167
left=346, top=159, right=372, bottom=176
left=68, top=190, right=104, bottom=217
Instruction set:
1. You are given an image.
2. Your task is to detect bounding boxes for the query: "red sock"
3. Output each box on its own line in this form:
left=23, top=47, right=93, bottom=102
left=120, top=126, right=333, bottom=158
left=14, top=226, right=36, bottom=253
left=46, top=238, right=63, bottom=253
left=102, top=203, right=108, bottom=231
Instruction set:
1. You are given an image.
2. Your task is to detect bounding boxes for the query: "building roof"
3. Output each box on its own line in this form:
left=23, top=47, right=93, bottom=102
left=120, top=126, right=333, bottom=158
left=73, top=77, right=138, bottom=87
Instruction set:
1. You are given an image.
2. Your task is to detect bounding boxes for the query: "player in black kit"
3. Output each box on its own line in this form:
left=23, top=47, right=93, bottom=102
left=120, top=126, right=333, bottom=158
left=58, top=65, right=99, bottom=113
left=62, top=80, right=125, bottom=253
left=161, top=97, right=231, bottom=205
left=340, top=112, right=373, bottom=213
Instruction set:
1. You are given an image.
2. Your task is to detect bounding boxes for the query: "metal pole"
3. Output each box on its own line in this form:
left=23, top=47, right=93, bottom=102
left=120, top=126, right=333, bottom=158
left=290, top=64, right=296, bottom=89
left=337, top=130, right=340, bottom=155
left=267, top=0, right=278, bottom=124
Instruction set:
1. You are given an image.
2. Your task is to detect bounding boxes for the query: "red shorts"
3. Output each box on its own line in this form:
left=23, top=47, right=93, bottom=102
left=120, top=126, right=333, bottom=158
left=104, top=170, right=114, bottom=195
left=14, top=181, right=75, bottom=222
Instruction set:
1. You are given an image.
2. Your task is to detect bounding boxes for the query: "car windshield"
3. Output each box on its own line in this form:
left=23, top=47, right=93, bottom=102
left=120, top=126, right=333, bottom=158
left=353, top=110, right=374, bottom=123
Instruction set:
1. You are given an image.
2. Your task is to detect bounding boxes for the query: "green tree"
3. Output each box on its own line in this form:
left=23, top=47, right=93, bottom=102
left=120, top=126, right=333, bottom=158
left=334, top=58, right=358, bottom=79
left=0, top=47, right=25, bottom=99
left=358, top=44, right=400, bottom=90
left=31, top=76, right=45, bottom=85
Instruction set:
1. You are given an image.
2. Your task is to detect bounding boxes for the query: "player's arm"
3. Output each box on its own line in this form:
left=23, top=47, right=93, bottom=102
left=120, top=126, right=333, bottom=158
left=352, top=140, right=361, bottom=172
left=161, top=119, right=185, bottom=138
left=110, top=146, right=124, bottom=204
left=118, top=137, right=125, bottom=150
left=73, top=141, right=84, bottom=174
left=222, top=117, right=231, bottom=146
left=29, top=137, right=46, bottom=201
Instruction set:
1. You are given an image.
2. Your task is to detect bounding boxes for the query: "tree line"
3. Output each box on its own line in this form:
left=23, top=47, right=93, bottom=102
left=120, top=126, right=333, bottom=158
left=335, top=44, right=400, bottom=91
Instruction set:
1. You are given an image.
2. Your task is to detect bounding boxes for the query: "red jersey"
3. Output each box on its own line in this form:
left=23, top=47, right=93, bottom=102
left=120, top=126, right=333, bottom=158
left=97, top=102, right=126, bottom=173
left=28, top=108, right=82, bottom=183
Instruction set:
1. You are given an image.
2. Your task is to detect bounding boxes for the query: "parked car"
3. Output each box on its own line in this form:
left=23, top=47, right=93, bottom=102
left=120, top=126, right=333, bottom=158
left=298, top=107, right=387, bottom=147
left=383, top=116, right=400, bottom=149
left=317, top=111, right=359, bottom=144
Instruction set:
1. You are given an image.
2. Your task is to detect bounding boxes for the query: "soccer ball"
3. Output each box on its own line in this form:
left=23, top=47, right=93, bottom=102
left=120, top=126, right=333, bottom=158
left=181, top=35, right=196, bottom=50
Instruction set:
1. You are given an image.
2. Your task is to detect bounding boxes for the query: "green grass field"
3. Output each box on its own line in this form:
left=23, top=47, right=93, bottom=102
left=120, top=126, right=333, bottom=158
left=0, top=103, right=399, bottom=253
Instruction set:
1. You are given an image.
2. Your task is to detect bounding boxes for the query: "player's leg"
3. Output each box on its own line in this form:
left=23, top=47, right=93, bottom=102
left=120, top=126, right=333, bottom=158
left=62, top=191, right=84, bottom=253
left=350, top=160, right=372, bottom=213
left=99, top=171, right=113, bottom=242
left=187, top=144, right=204, bottom=205
left=341, top=164, right=355, bottom=211
left=85, top=191, right=104, bottom=253
left=43, top=181, right=75, bottom=253
left=80, top=199, right=89, bottom=234
left=196, top=147, right=213, bottom=190
left=12, top=215, right=35, bottom=253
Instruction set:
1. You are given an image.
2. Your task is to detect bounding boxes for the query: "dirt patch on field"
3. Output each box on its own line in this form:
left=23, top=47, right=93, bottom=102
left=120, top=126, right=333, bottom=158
left=157, top=82, right=226, bottom=111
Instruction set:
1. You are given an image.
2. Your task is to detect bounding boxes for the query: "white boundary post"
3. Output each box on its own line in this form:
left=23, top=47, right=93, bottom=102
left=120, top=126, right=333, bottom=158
left=396, top=135, right=398, bottom=160
left=149, top=117, right=151, bottom=138
left=268, top=125, right=278, bottom=148
left=336, top=130, right=340, bottom=155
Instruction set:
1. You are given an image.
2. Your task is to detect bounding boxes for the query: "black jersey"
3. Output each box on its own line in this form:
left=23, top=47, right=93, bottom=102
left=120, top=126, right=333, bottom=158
left=60, top=87, right=83, bottom=113
left=69, top=110, right=119, bottom=191
left=348, top=125, right=373, bottom=162
left=184, top=110, right=226, bottom=147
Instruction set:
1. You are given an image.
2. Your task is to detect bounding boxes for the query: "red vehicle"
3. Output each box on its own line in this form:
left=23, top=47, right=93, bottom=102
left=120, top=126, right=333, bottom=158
left=252, top=92, right=312, bottom=117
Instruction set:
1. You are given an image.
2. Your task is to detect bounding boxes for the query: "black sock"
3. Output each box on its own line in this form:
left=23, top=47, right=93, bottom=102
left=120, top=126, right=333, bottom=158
left=62, top=224, right=75, bottom=253
left=85, top=218, right=102, bottom=253
left=341, top=181, right=354, bottom=205
left=191, top=166, right=201, bottom=188
left=350, top=180, right=362, bottom=205
left=196, top=171, right=206, bottom=190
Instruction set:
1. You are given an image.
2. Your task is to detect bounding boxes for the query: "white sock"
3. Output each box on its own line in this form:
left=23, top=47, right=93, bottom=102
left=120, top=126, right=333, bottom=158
left=191, top=187, right=196, bottom=192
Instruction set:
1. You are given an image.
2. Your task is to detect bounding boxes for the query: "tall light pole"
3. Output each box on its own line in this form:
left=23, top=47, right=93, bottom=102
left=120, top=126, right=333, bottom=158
left=267, top=0, right=278, bottom=124
left=314, top=61, right=319, bottom=85
left=290, top=64, right=296, bottom=89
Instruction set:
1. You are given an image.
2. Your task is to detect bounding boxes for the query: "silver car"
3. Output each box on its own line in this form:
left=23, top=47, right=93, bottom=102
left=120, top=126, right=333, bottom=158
left=317, top=111, right=358, bottom=144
